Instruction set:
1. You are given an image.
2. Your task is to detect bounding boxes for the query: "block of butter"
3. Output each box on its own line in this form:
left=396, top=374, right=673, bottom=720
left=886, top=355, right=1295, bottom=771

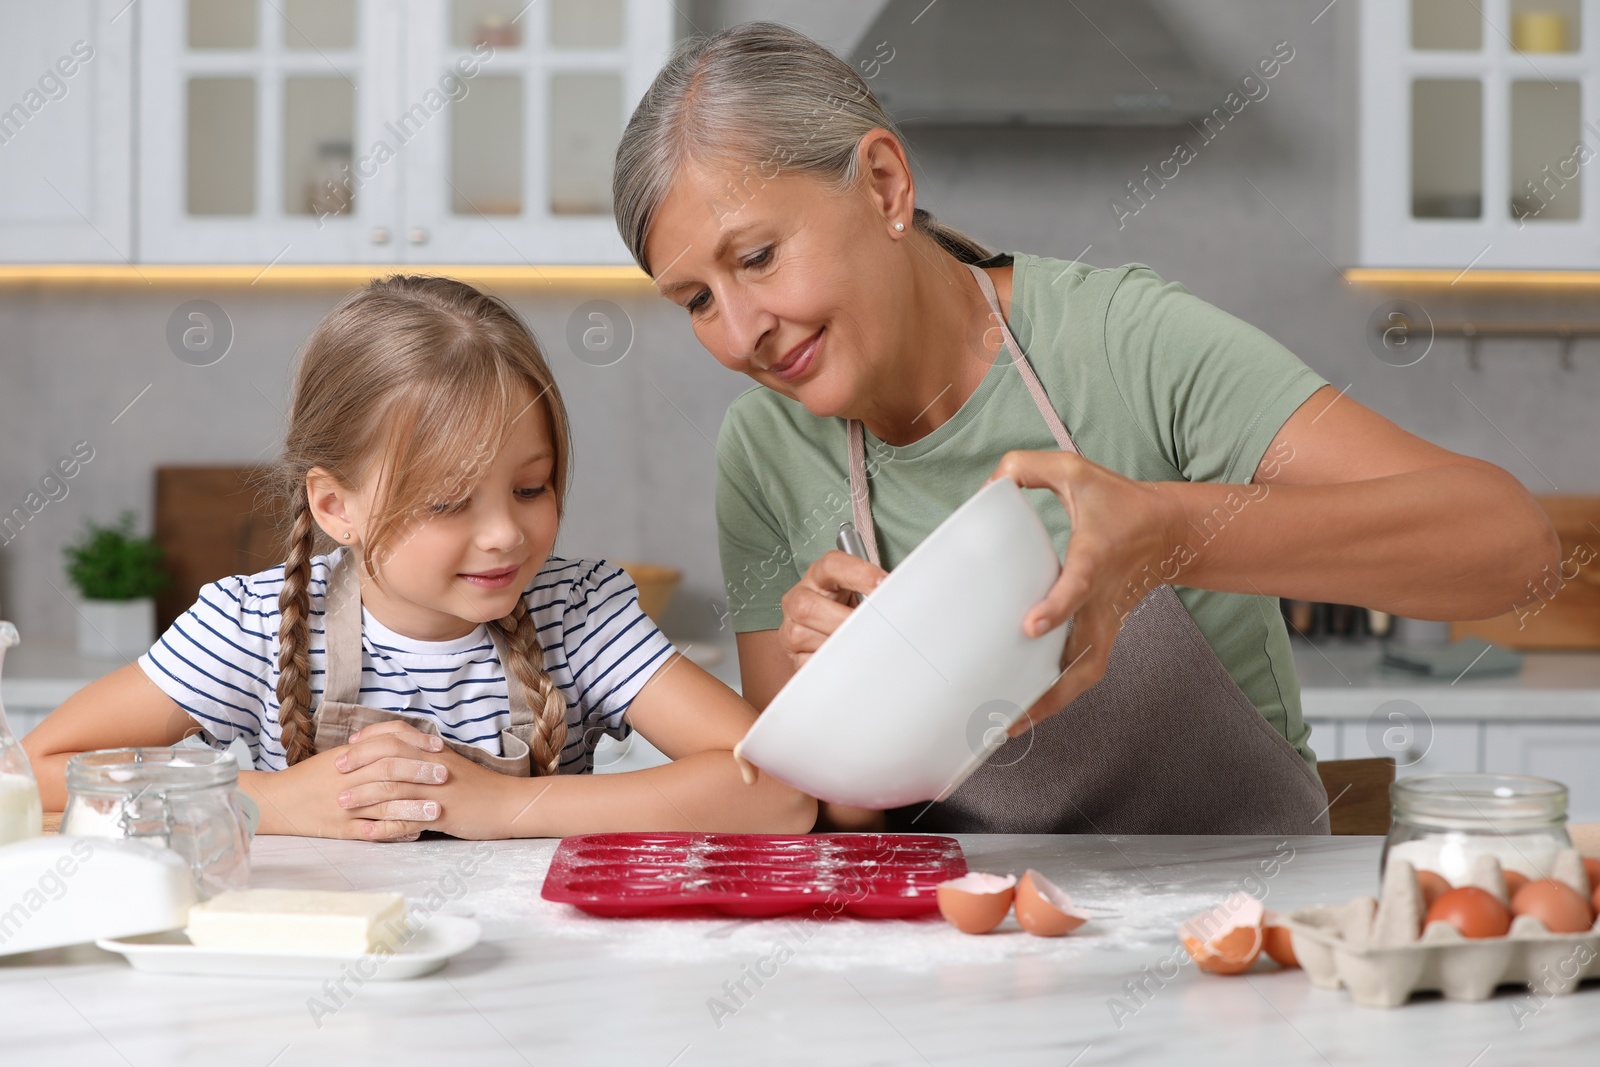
left=186, top=889, right=407, bottom=955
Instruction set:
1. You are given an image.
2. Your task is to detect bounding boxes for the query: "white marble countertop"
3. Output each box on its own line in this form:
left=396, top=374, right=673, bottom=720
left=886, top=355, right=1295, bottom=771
left=3, top=832, right=1595, bottom=1065
left=1293, top=641, right=1600, bottom=721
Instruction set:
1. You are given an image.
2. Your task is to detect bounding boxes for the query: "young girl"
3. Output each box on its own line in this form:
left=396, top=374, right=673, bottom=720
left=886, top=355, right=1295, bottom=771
left=26, top=276, right=816, bottom=841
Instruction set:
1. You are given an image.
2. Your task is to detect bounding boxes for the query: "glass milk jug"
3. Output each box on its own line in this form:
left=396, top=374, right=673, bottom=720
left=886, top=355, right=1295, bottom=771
left=0, top=621, right=45, bottom=844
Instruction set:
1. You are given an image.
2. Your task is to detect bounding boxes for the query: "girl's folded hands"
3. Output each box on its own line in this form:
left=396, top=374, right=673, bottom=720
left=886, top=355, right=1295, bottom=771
left=248, top=720, right=449, bottom=841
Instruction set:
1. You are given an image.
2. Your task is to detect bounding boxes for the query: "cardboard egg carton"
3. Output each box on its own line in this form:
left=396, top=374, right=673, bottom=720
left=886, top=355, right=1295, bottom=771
left=1284, top=848, right=1600, bottom=1008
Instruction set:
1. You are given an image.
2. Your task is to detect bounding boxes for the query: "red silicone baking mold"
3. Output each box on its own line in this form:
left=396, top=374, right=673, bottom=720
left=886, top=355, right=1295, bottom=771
left=541, top=833, right=968, bottom=918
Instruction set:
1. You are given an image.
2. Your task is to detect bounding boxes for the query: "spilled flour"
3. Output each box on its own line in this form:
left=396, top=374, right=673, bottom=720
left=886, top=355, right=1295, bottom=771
left=423, top=841, right=1222, bottom=973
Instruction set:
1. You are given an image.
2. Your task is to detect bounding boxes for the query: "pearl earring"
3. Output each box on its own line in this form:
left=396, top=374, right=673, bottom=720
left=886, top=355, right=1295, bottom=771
left=343, top=531, right=351, bottom=540
left=894, top=222, right=905, bottom=232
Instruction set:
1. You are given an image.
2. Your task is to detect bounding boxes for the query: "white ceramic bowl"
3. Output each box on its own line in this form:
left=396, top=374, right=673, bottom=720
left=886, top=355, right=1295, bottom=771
left=735, top=478, right=1068, bottom=809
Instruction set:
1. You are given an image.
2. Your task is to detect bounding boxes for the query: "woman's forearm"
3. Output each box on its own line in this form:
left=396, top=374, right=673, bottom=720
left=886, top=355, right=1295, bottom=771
left=1151, top=461, right=1560, bottom=620
left=494, top=750, right=817, bottom=838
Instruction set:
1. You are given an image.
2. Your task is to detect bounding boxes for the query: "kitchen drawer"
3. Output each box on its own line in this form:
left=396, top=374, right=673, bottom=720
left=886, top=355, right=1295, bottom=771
left=1483, top=723, right=1600, bottom=823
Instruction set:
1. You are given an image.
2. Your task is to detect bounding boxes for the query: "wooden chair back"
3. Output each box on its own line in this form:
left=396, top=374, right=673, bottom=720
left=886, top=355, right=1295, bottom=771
left=1317, top=757, right=1396, bottom=835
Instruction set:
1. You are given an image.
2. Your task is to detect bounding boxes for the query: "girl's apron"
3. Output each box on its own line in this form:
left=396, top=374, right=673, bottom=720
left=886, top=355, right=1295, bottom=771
left=844, top=262, right=1331, bottom=835
left=309, top=552, right=541, bottom=776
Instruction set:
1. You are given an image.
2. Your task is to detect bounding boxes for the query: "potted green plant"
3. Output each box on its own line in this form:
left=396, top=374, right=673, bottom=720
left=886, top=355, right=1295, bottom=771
left=62, top=511, right=169, bottom=659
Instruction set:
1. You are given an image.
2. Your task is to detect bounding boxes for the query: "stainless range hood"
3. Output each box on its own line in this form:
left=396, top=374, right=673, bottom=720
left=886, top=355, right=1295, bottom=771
left=847, top=0, right=1225, bottom=127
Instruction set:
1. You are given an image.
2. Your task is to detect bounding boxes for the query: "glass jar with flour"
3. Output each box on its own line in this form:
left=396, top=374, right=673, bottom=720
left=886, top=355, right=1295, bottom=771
left=1382, top=773, right=1571, bottom=884
left=62, top=747, right=250, bottom=898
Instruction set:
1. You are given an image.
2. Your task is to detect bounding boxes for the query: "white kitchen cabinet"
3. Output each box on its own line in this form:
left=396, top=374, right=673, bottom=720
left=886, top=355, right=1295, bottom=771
left=1305, top=715, right=1481, bottom=775
left=0, top=0, right=132, bottom=263
left=1338, top=718, right=1481, bottom=776
left=136, top=0, right=673, bottom=264
left=399, top=0, right=674, bottom=263
left=1483, top=722, right=1600, bottom=820
left=1349, top=0, right=1600, bottom=268
left=137, top=0, right=401, bottom=263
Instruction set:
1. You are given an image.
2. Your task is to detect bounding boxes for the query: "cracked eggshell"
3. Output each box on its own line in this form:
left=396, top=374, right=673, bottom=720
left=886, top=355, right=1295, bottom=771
left=1263, top=910, right=1299, bottom=968
left=1179, top=892, right=1265, bottom=975
left=1014, top=870, right=1089, bottom=937
left=937, top=872, right=1016, bottom=935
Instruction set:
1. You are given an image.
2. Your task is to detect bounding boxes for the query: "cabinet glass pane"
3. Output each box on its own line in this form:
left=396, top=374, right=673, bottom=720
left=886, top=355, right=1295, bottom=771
left=284, top=78, right=357, bottom=217
left=187, top=77, right=256, bottom=215
left=1510, top=81, right=1582, bottom=222
left=282, top=0, right=356, bottom=51
left=1511, top=0, right=1579, bottom=52
left=452, top=77, right=523, bottom=215
left=550, top=73, right=622, bottom=215
left=1411, top=79, right=1482, bottom=219
left=1412, top=0, right=1482, bottom=50
left=451, top=1, right=526, bottom=48
left=189, top=0, right=258, bottom=49
left=551, top=0, right=624, bottom=49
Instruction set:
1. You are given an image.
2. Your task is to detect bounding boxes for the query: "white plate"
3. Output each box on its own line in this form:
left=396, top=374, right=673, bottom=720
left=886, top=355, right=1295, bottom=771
left=735, top=478, right=1068, bottom=809
left=95, top=914, right=480, bottom=980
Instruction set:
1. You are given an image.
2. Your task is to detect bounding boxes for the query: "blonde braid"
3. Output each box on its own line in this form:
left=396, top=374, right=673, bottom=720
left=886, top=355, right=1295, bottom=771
left=275, top=495, right=319, bottom=765
left=492, top=597, right=568, bottom=777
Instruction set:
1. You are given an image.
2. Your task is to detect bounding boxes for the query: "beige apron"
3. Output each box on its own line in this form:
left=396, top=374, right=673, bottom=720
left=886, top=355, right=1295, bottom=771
left=309, top=552, right=541, bottom=776
left=844, top=262, right=1331, bottom=835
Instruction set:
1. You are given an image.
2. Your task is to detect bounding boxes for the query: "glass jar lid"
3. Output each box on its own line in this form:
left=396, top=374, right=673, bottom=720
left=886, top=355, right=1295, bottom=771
left=66, top=747, right=237, bottom=795
left=1392, top=773, right=1567, bottom=830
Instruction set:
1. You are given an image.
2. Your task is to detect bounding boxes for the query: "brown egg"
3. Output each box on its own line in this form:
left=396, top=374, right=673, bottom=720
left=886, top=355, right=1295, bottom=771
left=1425, top=886, right=1511, bottom=939
left=1262, top=911, right=1299, bottom=968
left=1592, top=883, right=1600, bottom=917
left=1013, top=870, right=1089, bottom=937
left=936, top=873, right=1016, bottom=935
left=1179, top=893, right=1265, bottom=976
left=1510, top=879, right=1595, bottom=934
left=1415, top=869, right=1452, bottom=908
left=1502, top=870, right=1530, bottom=899
left=1583, top=857, right=1600, bottom=891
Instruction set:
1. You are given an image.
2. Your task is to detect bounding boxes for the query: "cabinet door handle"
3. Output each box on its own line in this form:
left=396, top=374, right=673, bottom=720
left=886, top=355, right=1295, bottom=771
left=408, top=228, right=429, bottom=245
left=370, top=227, right=391, bottom=245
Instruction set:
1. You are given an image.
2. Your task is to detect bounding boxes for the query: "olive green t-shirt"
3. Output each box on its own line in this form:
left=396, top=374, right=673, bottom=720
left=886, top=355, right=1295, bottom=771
left=714, top=253, right=1328, bottom=766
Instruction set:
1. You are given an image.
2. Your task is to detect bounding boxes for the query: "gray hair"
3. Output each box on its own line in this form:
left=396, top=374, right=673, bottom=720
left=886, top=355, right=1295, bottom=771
left=613, top=21, right=991, bottom=275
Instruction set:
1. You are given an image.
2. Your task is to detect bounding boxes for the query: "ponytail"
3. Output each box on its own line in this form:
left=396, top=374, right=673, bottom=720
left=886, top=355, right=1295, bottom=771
left=911, top=207, right=993, bottom=265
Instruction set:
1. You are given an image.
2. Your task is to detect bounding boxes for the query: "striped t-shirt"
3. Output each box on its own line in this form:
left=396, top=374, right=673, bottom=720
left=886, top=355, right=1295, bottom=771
left=138, top=549, right=675, bottom=773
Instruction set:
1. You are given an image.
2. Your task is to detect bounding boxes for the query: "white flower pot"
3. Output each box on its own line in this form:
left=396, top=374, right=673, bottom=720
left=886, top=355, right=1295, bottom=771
left=77, top=598, right=156, bottom=660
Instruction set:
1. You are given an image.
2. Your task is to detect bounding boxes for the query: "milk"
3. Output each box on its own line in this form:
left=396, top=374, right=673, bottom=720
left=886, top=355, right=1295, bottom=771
left=0, top=773, right=42, bottom=845
left=0, top=621, right=40, bottom=844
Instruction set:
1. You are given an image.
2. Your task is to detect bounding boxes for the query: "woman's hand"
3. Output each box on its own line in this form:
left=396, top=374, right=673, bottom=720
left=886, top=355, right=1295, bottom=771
left=988, top=451, right=1184, bottom=736
left=246, top=721, right=451, bottom=840
left=778, top=550, right=888, bottom=669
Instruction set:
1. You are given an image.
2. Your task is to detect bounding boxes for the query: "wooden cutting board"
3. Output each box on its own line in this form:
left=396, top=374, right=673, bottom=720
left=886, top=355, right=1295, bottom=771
left=154, top=467, right=288, bottom=632
left=1451, top=495, right=1600, bottom=650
